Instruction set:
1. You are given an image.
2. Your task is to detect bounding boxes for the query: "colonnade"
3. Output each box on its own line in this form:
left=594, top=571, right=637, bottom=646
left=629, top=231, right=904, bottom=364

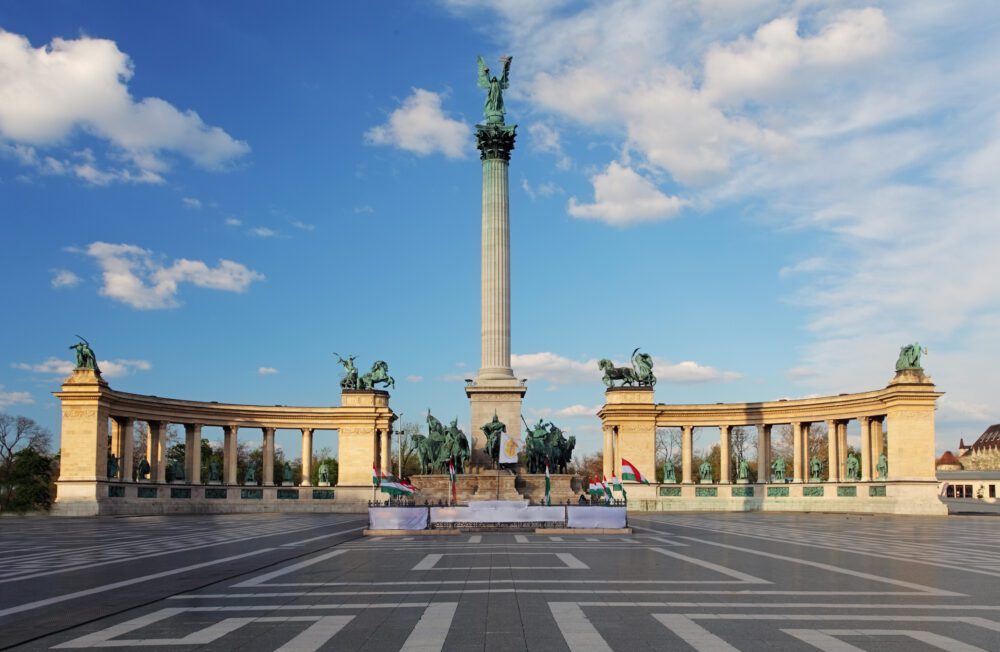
left=106, top=418, right=395, bottom=486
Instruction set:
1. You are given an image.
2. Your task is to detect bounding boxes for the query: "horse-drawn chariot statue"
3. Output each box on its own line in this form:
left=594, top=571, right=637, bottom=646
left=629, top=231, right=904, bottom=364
left=598, top=348, right=656, bottom=388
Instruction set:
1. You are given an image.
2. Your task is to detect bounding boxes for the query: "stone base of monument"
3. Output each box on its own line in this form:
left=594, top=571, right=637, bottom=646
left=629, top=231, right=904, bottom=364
left=411, top=470, right=522, bottom=503
left=319, top=481, right=331, bottom=487
left=737, top=479, right=750, bottom=484
left=515, top=473, right=581, bottom=505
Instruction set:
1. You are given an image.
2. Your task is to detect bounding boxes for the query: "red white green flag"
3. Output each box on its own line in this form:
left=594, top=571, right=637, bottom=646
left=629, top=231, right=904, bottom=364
left=588, top=478, right=602, bottom=497
left=610, top=475, right=627, bottom=500
left=372, top=465, right=380, bottom=487
left=601, top=475, right=614, bottom=501
left=621, top=458, right=650, bottom=484
left=379, top=471, right=414, bottom=497
left=544, top=462, right=551, bottom=506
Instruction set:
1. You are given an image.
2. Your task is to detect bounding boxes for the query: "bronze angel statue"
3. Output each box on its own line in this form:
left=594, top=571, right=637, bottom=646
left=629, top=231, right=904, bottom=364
left=478, top=55, right=511, bottom=124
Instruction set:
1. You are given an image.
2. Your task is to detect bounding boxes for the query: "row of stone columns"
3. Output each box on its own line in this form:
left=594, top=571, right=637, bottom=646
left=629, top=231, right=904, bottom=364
left=107, top=418, right=394, bottom=485
left=661, top=417, right=885, bottom=484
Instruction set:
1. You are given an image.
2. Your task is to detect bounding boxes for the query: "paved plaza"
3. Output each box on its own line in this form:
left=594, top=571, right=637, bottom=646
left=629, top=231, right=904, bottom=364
left=3, top=513, right=1000, bottom=651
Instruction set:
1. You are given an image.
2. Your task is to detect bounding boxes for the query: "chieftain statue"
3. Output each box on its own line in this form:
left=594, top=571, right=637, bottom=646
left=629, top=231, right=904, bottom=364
left=522, top=417, right=575, bottom=474
left=809, top=455, right=823, bottom=482
left=318, top=462, right=330, bottom=484
left=846, top=453, right=861, bottom=481
left=334, top=353, right=394, bottom=390
left=477, top=55, right=511, bottom=125
left=137, top=456, right=151, bottom=481
left=895, top=342, right=927, bottom=372
left=412, top=411, right=471, bottom=475
left=662, top=458, right=676, bottom=483
left=699, top=460, right=713, bottom=483
left=737, top=458, right=750, bottom=482
left=481, top=413, right=506, bottom=467
left=771, top=457, right=787, bottom=483
left=876, top=453, right=889, bottom=480
left=69, top=335, right=101, bottom=375
left=598, top=348, right=656, bottom=388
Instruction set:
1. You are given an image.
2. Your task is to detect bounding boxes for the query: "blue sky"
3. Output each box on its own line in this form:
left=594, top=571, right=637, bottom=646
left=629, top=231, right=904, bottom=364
left=2, top=1, right=998, bottom=459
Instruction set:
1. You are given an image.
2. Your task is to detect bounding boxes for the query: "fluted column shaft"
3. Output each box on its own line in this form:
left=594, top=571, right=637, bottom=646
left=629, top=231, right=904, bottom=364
left=185, top=424, right=202, bottom=484
left=480, top=157, right=513, bottom=378
left=149, top=421, right=167, bottom=483
left=120, top=418, right=134, bottom=482
left=860, top=417, right=872, bottom=481
left=719, top=425, right=731, bottom=484
left=380, top=428, right=390, bottom=475
left=681, top=425, right=694, bottom=484
left=263, top=427, right=275, bottom=486
left=603, top=427, right=613, bottom=479
left=826, top=420, right=840, bottom=482
left=110, top=418, right=123, bottom=480
left=757, top=424, right=771, bottom=483
left=299, top=428, right=312, bottom=486
left=791, top=422, right=804, bottom=483
left=223, top=425, right=238, bottom=485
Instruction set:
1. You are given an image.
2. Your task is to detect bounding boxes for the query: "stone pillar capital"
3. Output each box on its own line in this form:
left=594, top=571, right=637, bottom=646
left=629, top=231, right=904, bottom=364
left=476, top=123, right=517, bottom=161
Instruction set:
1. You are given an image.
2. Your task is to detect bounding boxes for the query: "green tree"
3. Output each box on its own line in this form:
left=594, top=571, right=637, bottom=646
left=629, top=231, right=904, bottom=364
left=0, top=414, right=54, bottom=513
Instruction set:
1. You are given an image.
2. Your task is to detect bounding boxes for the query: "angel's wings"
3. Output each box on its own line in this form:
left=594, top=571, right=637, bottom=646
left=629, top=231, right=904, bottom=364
left=477, top=55, right=490, bottom=89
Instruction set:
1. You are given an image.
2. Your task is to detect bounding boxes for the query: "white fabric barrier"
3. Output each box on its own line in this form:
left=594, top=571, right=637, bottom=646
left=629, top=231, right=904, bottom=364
left=369, top=507, right=429, bottom=530
left=566, top=506, right=626, bottom=529
left=431, top=501, right=565, bottom=524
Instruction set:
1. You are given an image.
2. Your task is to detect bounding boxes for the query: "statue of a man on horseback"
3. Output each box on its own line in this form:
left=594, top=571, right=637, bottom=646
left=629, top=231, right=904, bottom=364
left=598, top=348, right=656, bottom=388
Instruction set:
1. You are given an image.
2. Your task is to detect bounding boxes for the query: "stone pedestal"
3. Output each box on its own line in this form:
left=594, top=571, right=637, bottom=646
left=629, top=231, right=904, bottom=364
left=411, top=471, right=522, bottom=503
left=737, top=478, right=750, bottom=484
left=515, top=473, right=580, bottom=504
left=467, top=383, right=526, bottom=468
left=319, top=481, right=331, bottom=487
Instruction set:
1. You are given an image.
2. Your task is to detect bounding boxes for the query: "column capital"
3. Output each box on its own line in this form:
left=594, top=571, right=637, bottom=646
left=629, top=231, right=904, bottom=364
left=262, top=426, right=276, bottom=435
left=476, top=123, right=517, bottom=161
left=299, top=427, right=313, bottom=435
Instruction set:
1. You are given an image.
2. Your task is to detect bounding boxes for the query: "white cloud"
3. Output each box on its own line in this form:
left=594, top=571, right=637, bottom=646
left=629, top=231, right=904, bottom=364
left=654, top=359, right=742, bottom=384
left=224, top=217, right=242, bottom=227
left=0, top=387, right=33, bottom=408
left=354, top=205, right=374, bottom=214
left=527, top=122, right=571, bottom=169
left=257, top=366, right=278, bottom=375
left=289, top=220, right=315, bottom=231
left=512, top=352, right=598, bottom=385
left=78, top=241, right=264, bottom=309
left=249, top=226, right=277, bottom=238
left=554, top=404, right=601, bottom=418
left=521, top=178, right=562, bottom=200
left=13, top=356, right=150, bottom=378
left=779, top=257, right=827, bottom=278
left=365, top=88, right=470, bottom=158
left=568, top=162, right=686, bottom=225
left=406, top=375, right=424, bottom=383
left=182, top=197, right=202, bottom=209
left=0, top=29, right=249, bottom=183
left=51, top=268, right=82, bottom=289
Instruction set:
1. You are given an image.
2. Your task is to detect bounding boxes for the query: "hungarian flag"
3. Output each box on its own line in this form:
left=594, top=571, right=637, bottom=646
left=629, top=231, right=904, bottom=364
left=448, top=459, right=457, bottom=503
left=372, top=465, right=380, bottom=487
left=379, top=471, right=414, bottom=497
left=621, top=458, right=650, bottom=484
left=544, top=462, right=551, bottom=506
left=400, top=479, right=418, bottom=494
left=601, top=475, right=614, bottom=501
left=610, top=475, right=627, bottom=500
left=588, top=478, right=602, bottom=498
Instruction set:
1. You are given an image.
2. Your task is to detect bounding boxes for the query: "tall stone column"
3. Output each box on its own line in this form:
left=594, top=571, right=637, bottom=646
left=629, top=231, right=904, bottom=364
left=380, top=428, right=391, bottom=475
left=263, top=427, right=275, bottom=486
left=300, top=428, right=313, bottom=486
left=110, top=418, right=123, bottom=480
left=681, top=425, right=694, bottom=484
left=872, top=417, right=884, bottom=459
left=837, top=422, right=848, bottom=478
left=120, top=417, right=134, bottom=482
left=859, top=417, right=872, bottom=481
left=184, top=424, right=202, bottom=484
left=149, top=421, right=168, bottom=483
left=756, top=424, right=771, bottom=483
left=719, top=425, right=731, bottom=484
left=467, top=120, right=526, bottom=467
left=223, top=425, right=238, bottom=485
left=602, top=426, right=613, bottom=480
left=826, top=420, right=840, bottom=482
left=791, top=422, right=804, bottom=483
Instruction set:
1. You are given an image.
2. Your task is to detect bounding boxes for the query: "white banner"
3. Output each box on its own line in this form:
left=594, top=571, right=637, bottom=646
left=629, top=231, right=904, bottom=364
left=499, top=430, right=522, bottom=464
left=431, top=501, right=565, bottom=524
left=566, top=506, right=626, bottom=529
left=369, top=507, right=429, bottom=531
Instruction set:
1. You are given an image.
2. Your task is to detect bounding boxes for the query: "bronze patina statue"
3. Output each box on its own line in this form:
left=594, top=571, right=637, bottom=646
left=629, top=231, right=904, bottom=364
left=846, top=453, right=860, bottom=481
left=809, top=456, right=823, bottom=482
left=738, top=459, right=750, bottom=481
left=319, top=462, right=330, bottom=484
left=107, top=453, right=119, bottom=480
left=599, top=348, right=656, bottom=388
left=481, top=413, right=506, bottom=467
left=895, top=343, right=927, bottom=371
left=412, top=411, right=471, bottom=475
left=663, top=458, right=676, bottom=483
left=137, top=456, right=150, bottom=481
left=771, top=457, right=787, bottom=482
left=876, top=453, right=888, bottom=480
left=477, top=55, right=511, bottom=125
left=208, top=460, right=221, bottom=483
left=283, top=462, right=293, bottom=485
left=335, top=354, right=394, bottom=390
left=70, top=335, right=101, bottom=375
left=699, top=460, right=713, bottom=483
left=245, top=464, right=257, bottom=485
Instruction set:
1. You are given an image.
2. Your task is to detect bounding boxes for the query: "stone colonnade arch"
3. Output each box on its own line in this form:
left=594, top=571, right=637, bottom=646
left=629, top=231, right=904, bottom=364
left=53, top=369, right=394, bottom=515
left=599, top=369, right=945, bottom=515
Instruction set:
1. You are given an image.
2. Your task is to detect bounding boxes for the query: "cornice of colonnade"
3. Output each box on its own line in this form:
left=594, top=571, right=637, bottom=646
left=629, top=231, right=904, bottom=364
left=598, top=370, right=943, bottom=427
left=53, top=370, right=395, bottom=430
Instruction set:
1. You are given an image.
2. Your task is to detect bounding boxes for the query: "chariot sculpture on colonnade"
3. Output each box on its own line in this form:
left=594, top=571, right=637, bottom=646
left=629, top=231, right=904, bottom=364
left=599, top=348, right=656, bottom=388
left=335, top=353, right=395, bottom=390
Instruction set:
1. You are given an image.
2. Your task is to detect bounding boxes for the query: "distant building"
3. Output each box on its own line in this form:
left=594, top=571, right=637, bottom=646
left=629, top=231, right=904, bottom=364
left=958, top=424, right=1000, bottom=470
left=935, top=451, right=962, bottom=471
